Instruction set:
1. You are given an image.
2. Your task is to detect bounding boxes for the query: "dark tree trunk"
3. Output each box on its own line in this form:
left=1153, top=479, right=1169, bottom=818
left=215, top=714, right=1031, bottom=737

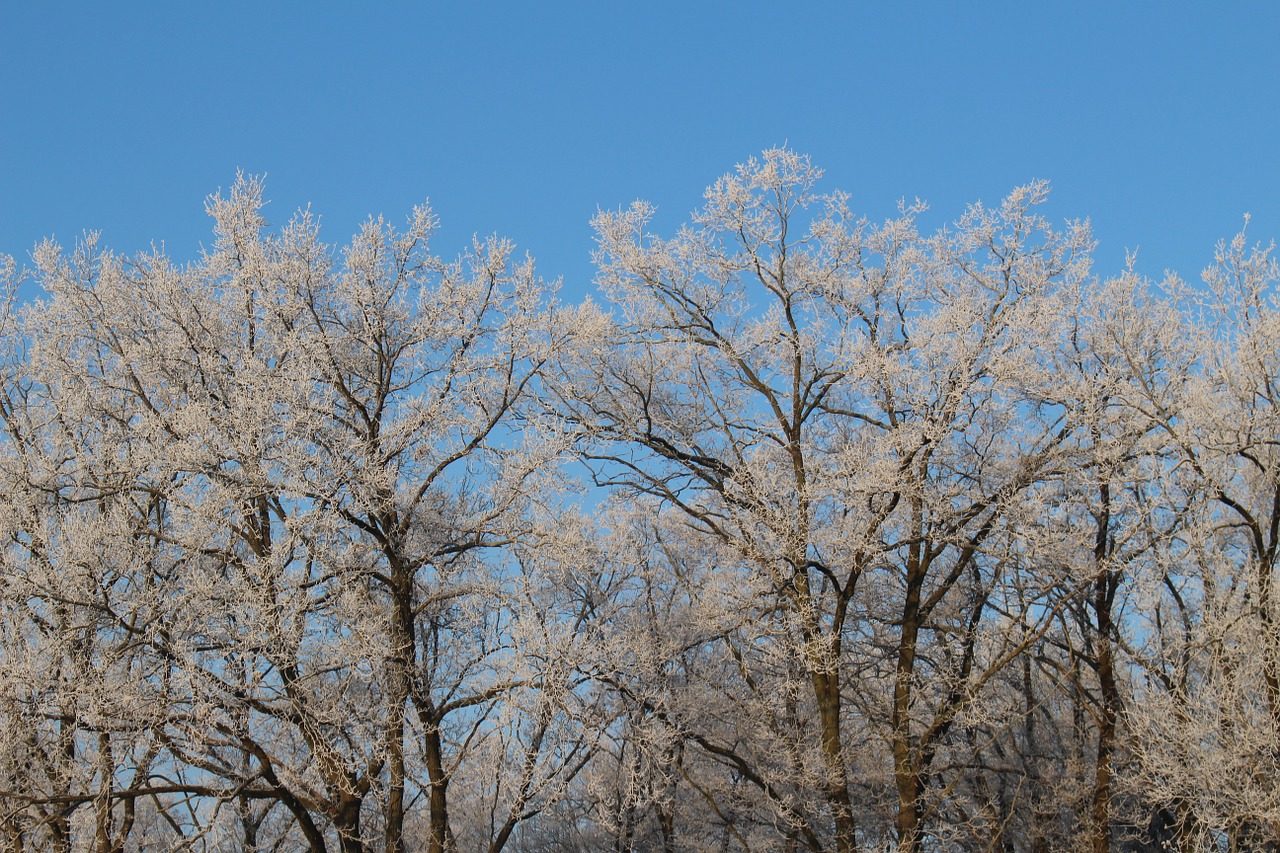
left=423, top=721, right=453, bottom=853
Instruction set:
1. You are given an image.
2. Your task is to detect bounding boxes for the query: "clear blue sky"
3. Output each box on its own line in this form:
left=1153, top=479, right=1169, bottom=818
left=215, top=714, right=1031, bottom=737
left=3, top=3, right=1277, bottom=299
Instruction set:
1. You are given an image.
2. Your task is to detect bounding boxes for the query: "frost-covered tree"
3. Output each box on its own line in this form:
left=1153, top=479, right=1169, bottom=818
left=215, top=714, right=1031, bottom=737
left=556, top=149, right=1096, bottom=852
left=4, top=152, right=1280, bottom=853
left=0, top=178, right=586, bottom=853
left=1121, top=228, right=1280, bottom=852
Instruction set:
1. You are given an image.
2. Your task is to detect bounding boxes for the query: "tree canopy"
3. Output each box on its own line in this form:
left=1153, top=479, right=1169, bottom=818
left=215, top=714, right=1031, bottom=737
left=2, top=150, right=1278, bottom=853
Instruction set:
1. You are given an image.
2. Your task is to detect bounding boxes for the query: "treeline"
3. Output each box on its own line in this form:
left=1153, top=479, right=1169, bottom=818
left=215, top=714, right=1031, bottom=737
left=1, top=151, right=1278, bottom=852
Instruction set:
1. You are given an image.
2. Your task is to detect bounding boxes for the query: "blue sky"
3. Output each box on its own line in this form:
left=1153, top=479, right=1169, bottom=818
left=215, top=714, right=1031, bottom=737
left=2, top=3, right=1277, bottom=300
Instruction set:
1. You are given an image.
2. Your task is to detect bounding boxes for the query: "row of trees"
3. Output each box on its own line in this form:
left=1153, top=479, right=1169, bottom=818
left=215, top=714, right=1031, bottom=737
left=1, top=150, right=1278, bottom=852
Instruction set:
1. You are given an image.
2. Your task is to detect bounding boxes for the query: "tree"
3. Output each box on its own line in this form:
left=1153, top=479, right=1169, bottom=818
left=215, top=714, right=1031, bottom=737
left=4, top=152, right=1279, bottom=853
left=1123, top=227, right=1280, bottom=851
left=0, top=176, right=583, bottom=852
left=1013, top=269, right=1194, bottom=853
left=557, top=149, right=1094, bottom=851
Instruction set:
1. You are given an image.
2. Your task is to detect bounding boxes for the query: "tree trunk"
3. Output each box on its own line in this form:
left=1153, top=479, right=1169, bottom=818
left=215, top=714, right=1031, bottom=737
left=813, top=668, right=858, bottom=853
left=333, top=795, right=365, bottom=853
left=1091, top=609, right=1118, bottom=853
left=384, top=561, right=414, bottom=853
left=423, top=721, right=453, bottom=853
left=893, top=532, right=927, bottom=853
left=793, top=567, right=858, bottom=853
left=1090, top=483, right=1118, bottom=853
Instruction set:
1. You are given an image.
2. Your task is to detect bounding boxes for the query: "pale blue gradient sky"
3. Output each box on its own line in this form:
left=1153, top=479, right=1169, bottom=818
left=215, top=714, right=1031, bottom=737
left=3, top=3, right=1277, bottom=297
